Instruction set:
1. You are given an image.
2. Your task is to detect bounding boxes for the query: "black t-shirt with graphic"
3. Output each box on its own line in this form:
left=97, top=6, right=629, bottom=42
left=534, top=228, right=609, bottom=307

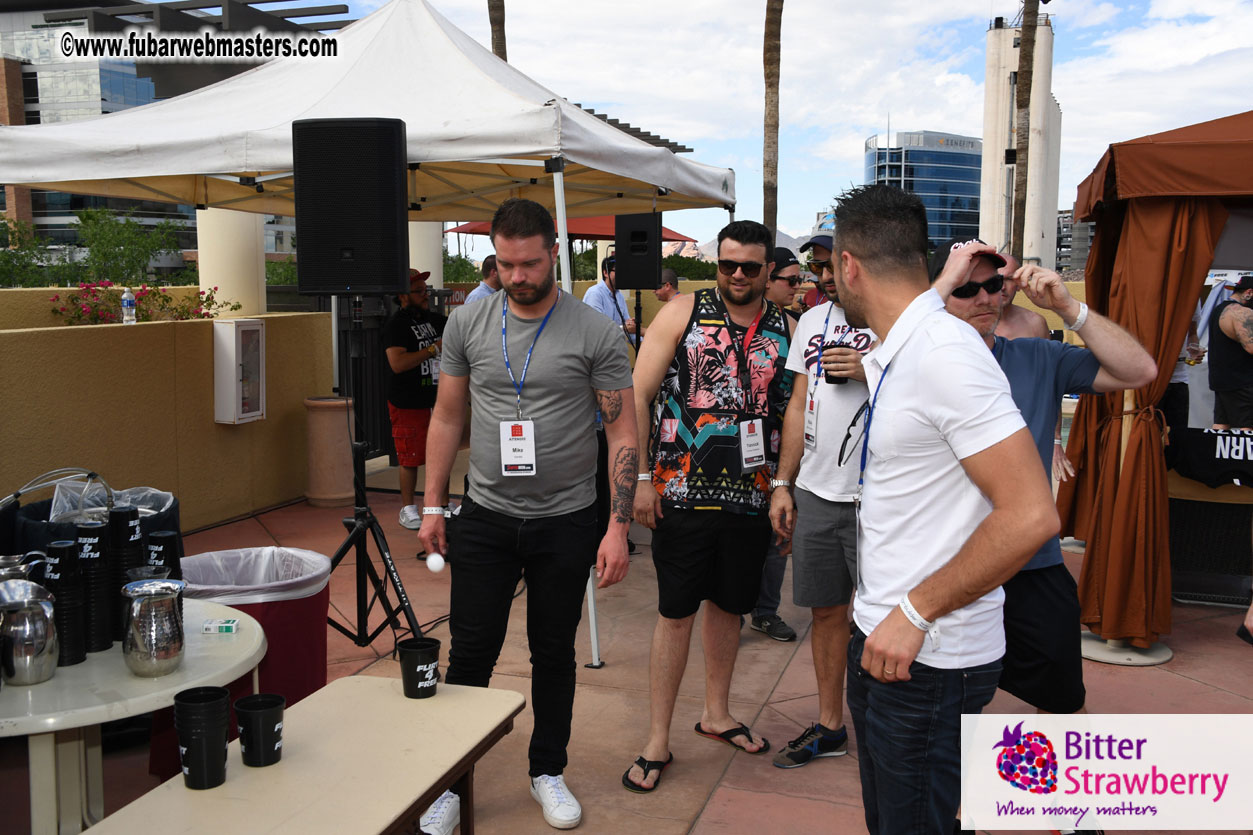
left=382, top=306, right=446, bottom=409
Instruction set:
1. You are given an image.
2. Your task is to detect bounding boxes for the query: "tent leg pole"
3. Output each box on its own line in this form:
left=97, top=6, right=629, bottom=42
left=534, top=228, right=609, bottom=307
left=584, top=570, right=604, bottom=668
left=552, top=168, right=573, bottom=293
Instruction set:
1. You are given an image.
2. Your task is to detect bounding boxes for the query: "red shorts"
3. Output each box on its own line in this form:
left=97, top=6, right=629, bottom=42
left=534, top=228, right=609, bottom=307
left=388, top=403, right=432, bottom=468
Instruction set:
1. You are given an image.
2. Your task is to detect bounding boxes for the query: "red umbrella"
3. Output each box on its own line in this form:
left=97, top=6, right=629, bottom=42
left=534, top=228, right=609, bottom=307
left=445, top=215, right=695, bottom=242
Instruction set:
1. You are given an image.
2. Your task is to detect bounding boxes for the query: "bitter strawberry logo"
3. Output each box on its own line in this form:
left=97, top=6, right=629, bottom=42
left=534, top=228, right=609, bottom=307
left=511, top=424, right=524, bottom=438
left=994, top=722, right=1058, bottom=794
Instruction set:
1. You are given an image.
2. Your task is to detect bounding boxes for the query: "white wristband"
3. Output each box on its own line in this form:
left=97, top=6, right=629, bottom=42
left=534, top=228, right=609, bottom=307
left=637, top=473, right=652, bottom=482
left=1064, top=302, right=1089, bottom=331
left=421, top=506, right=447, bottom=516
left=1054, top=439, right=1063, bottom=445
left=899, top=593, right=941, bottom=650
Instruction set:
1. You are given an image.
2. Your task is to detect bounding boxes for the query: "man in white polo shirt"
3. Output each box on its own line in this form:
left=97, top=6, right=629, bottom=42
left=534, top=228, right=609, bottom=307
left=828, top=185, right=1059, bottom=835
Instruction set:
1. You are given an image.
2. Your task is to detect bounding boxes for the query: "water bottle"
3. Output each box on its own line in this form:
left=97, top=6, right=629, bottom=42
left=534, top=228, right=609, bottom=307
left=122, top=287, right=136, bottom=325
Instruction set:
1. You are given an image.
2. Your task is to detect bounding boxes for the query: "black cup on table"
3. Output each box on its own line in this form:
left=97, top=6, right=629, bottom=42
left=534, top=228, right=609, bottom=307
left=174, top=686, right=230, bottom=789
left=235, top=693, right=285, bottom=767
left=822, top=340, right=848, bottom=385
left=397, top=637, right=441, bottom=699
left=45, top=540, right=86, bottom=666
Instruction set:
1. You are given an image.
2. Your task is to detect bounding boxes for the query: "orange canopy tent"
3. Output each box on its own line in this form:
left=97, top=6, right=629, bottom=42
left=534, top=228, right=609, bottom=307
left=1060, top=110, right=1253, bottom=647
left=445, top=215, right=695, bottom=242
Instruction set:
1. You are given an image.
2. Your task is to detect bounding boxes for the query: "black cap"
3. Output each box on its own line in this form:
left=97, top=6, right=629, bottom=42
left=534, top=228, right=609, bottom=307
left=772, top=247, right=799, bottom=274
left=1232, top=275, right=1253, bottom=292
left=927, top=237, right=1008, bottom=283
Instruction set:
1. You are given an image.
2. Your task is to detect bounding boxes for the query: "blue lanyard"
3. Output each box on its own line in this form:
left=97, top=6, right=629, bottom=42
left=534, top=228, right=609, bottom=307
left=808, top=302, right=849, bottom=403
left=501, top=289, right=560, bottom=419
left=857, top=361, right=891, bottom=491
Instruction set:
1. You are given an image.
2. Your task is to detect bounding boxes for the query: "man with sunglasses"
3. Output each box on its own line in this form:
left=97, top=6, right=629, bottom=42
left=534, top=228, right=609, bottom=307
left=625, top=220, right=793, bottom=793
left=931, top=238, right=1156, bottom=722
left=799, top=234, right=832, bottom=311
left=829, top=188, right=1059, bottom=835
left=767, top=249, right=875, bottom=768
left=747, top=247, right=805, bottom=644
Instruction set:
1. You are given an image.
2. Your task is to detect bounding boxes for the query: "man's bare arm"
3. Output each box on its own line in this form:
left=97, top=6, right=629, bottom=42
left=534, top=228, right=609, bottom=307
left=416, top=373, right=469, bottom=556
left=1220, top=304, right=1253, bottom=354
left=631, top=295, right=694, bottom=528
left=769, top=382, right=808, bottom=542
left=861, top=427, right=1058, bottom=682
left=594, top=386, right=638, bottom=588
left=385, top=343, right=439, bottom=374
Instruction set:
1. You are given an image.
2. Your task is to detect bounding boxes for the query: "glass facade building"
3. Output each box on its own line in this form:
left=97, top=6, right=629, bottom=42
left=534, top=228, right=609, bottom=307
left=864, top=131, right=982, bottom=251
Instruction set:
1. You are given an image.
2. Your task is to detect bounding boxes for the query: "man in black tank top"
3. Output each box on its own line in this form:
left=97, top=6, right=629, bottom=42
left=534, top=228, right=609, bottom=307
left=1208, top=276, right=1253, bottom=430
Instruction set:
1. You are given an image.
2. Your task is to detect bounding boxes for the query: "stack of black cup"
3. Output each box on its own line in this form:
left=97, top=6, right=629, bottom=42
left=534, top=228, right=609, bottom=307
left=109, top=505, right=147, bottom=641
left=76, top=519, right=113, bottom=653
left=43, top=540, right=87, bottom=666
left=147, top=529, right=185, bottom=618
left=173, top=686, right=231, bottom=789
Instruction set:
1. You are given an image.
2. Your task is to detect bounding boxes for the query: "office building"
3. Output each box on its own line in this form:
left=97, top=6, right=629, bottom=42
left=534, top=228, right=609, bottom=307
left=864, top=129, right=982, bottom=251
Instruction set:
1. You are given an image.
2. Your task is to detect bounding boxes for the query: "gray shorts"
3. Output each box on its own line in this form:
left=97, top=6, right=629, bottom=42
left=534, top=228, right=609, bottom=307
left=791, top=487, right=858, bottom=609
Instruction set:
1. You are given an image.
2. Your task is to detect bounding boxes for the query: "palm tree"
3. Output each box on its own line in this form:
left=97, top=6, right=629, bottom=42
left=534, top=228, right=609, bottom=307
left=1010, top=0, right=1039, bottom=262
left=488, top=0, right=507, bottom=61
left=763, top=0, right=783, bottom=237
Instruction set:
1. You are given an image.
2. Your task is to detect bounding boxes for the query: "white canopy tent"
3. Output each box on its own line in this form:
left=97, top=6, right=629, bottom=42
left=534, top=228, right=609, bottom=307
left=0, top=0, right=735, bottom=285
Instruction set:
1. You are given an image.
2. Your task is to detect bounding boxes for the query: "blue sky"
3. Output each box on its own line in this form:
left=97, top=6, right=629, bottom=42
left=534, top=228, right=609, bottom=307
left=293, top=0, right=1253, bottom=254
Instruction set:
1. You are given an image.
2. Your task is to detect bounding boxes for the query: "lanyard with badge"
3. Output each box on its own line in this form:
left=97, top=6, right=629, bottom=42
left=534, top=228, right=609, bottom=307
left=804, top=303, right=850, bottom=451
left=714, top=289, right=767, bottom=474
left=499, top=289, right=559, bottom=476
left=856, top=361, right=891, bottom=507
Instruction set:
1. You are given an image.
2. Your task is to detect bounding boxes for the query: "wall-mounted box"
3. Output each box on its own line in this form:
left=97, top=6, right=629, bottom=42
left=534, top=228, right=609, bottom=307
left=214, top=319, right=266, bottom=424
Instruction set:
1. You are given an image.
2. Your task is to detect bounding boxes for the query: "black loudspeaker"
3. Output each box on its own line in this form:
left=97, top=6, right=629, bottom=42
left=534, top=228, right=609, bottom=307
left=1169, top=497, right=1253, bottom=606
left=293, top=118, right=409, bottom=296
left=614, top=213, right=662, bottom=290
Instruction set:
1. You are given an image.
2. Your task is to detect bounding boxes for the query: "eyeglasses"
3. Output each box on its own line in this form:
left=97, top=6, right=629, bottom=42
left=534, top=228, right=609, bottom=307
left=771, top=275, right=801, bottom=286
left=717, top=259, right=765, bottom=278
left=807, top=259, right=830, bottom=275
left=950, top=275, right=1005, bottom=299
left=838, top=399, right=871, bottom=467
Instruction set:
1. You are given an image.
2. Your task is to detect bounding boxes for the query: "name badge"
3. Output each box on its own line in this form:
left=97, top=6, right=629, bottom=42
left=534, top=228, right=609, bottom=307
left=803, top=397, right=819, bottom=450
left=739, top=418, right=766, bottom=473
left=500, top=419, right=536, bottom=476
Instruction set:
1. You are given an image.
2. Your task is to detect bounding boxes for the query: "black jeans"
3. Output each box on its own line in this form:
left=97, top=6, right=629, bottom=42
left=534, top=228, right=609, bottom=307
left=446, top=494, right=597, bottom=778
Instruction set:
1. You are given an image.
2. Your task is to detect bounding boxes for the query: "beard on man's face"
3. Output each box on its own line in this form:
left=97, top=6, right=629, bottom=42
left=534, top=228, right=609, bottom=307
left=504, top=266, right=556, bottom=307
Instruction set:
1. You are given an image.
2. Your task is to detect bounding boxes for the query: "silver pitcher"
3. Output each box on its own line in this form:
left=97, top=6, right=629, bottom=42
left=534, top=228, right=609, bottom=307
left=122, top=579, right=186, bottom=677
left=0, top=579, right=59, bottom=685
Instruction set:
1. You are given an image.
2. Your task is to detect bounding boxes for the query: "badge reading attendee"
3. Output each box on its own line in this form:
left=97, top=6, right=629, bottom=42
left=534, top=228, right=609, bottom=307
left=500, top=419, right=536, bottom=476
left=739, top=418, right=765, bottom=473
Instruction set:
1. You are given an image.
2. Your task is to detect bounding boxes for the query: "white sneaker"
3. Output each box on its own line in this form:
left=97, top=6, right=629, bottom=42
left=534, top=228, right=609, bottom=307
left=530, top=774, right=581, bottom=829
left=419, top=790, right=459, bottom=835
left=399, top=505, right=422, bottom=530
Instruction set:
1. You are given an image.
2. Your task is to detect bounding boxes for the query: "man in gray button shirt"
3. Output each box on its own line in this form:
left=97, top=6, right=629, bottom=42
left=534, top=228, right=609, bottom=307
left=418, top=198, right=636, bottom=833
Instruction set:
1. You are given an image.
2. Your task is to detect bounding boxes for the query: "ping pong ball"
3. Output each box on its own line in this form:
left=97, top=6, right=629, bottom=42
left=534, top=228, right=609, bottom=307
left=427, top=552, right=445, bottom=573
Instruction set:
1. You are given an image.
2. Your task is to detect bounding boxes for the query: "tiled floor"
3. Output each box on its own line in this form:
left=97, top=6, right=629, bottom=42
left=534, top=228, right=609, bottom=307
left=1, top=455, right=1249, bottom=834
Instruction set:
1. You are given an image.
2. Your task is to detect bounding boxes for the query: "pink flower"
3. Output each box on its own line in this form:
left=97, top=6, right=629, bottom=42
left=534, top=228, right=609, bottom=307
left=198, top=290, right=206, bottom=296
left=59, top=306, right=67, bottom=312
left=213, top=286, right=219, bottom=291
left=81, top=304, right=90, bottom=313
left=50, top=294, right=60, bottom=302
left=100, top=280, right=112, bottom=287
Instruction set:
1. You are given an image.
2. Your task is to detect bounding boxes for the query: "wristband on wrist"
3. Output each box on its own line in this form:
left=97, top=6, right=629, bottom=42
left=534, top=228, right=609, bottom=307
left=899, top=593, right=941, bottom=650
left=1054, top=439, right=1063, bottom=445
left=421, top=506, right=447, bottom=516
left=1064, top=302, right=1089, bottom=331
left=637, top=473, right=652, bottom=482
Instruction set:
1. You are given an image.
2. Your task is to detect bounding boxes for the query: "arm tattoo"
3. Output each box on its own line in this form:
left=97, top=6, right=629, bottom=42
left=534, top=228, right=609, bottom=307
left=1238, top=310, right=1253, bottom=350
left=595, top=388, right=624, bottom=423
left=610, top=445, right=639, bottom=524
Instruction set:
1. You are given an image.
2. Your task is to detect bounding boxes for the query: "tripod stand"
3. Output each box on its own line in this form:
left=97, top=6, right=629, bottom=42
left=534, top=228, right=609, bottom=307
left=326, top=295, right=421, bottom=645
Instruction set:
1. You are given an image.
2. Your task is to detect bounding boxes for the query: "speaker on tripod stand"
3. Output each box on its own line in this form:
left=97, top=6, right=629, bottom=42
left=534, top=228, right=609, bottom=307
left=292, top=117, right=421, bottom=645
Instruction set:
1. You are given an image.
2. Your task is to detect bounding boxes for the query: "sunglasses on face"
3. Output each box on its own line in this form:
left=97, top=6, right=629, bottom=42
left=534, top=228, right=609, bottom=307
left=717, top=259, right=765, bottom=278
left=807, top=259, right=830, bottom=274
left=771, top=275, right=801, bottom=286
left=950, top=275, right=1005, bottom=299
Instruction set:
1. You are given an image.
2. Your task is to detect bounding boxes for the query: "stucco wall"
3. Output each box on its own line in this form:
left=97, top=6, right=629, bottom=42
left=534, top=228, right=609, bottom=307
left=0, top=312, right=333, bottom=531
left=0, top=286, right=202, bottom=331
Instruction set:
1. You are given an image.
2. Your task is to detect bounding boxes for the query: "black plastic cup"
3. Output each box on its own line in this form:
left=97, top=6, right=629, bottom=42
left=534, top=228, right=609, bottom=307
left=397, top=637, right=441, bottom=699
left=235, top=694, right=285, bottom=767
left=43, top=540, right=80, bottom=589
left=174, top=686, right=230, bottom=789
left=823, top=340, right=848, bottom=385
left=146, top=530, right=184, bottom=580
left=77, top=520, right=113, bottom=652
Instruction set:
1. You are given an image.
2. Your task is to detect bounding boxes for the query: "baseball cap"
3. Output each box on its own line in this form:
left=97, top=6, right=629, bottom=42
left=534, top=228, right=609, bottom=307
left=1231, top=274, right=1253, bottom=292
left=799, top=234, right=832, bottom=254
left=927, top=237, right=1007, bottom=283
left=408, top=268, right=431, bottom=287
left=772, top=247, right=799, bottom=273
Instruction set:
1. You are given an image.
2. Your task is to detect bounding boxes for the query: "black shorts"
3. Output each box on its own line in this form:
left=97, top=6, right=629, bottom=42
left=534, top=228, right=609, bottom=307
left=999, top=563, right=1086, bottom=713
left=650, top=508, right=771, bottom=619
left=1214, top=388, right=1253, bottom=429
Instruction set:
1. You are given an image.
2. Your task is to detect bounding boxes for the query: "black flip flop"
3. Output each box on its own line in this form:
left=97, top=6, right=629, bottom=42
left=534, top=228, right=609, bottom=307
left=621, top=752, right=674, bottom=793
left=694, top=721, right=770, bottom=754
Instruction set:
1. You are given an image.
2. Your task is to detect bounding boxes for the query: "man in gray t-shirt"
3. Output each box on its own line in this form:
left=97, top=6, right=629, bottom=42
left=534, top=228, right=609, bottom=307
left=418, top=198, right=636, bottom=834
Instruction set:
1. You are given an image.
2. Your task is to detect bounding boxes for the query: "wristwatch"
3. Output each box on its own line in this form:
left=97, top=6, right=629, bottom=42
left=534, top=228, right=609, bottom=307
left=770, top=479, right=792, bottom=490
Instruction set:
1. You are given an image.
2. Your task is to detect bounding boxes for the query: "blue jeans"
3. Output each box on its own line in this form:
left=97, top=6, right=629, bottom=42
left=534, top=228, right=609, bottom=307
left=846, top=626, right=1001, bottom=835
left=446, top=495, right=597, bottom=778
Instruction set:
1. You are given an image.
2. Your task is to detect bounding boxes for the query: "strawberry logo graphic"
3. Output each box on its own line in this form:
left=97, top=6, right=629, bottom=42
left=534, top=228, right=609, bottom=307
left=994, top=721, right=1058, bottom=794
